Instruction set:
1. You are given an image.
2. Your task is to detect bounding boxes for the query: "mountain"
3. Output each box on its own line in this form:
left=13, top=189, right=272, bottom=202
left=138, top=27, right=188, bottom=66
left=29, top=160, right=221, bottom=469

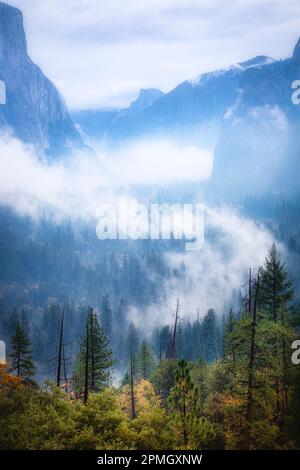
left=126, top=88, right=164, bottom=116
left=73, top=56, right=276, bottom=150
left=0, top=2, right=85, bottom=157
left=1, top=1, right=299, bottom=197
left=293, top=37, right=300, bottom=63
left=210, top=41, right=300, bottom=198
left=71, top=109, right=119, bottom=144
left=72, top=88, right=164, bottom=143
left=123, top=57, right=275, bottom=144
left=72, top=41, right=300, bottom=198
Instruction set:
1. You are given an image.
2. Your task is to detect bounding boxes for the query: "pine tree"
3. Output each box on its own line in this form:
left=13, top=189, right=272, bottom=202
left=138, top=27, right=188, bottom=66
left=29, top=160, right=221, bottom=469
left=192, top=359, right=208, bottom=413
left=155, top=325, right=172, bottom=360
left=200, top=309, right=220, bottom=363
left=152, top=359, right=178, bottom=406
left=125, top=322, right=139, bottom=359
left=101, top=295, right=113, bottom=343
left=136, top=340, right=155, bottom=380
left=259, top=244, right=294, bottom=440
left=113, top=298, right=127, bottom=361
left=130, top=348, right=136, bottom=419
left=259, top=244, right=293, bottom=321
left=244, top=273, right=260, bottom=450
left=222, top=303, right=278, bottom=449
left=124, top=323, right=140, bottom=418
left=84, top=321, right=89, bottom=403
left=222, top=262, right=295, bottom=449
left=224, top=308, right=239, bottom=378
left=169, top=360, right=200, bottom=446
left=116, top=298, right=127, bottom=328
left=9, top=321, right=35, bottom=385
left=74, top=308, right=113, bottom=397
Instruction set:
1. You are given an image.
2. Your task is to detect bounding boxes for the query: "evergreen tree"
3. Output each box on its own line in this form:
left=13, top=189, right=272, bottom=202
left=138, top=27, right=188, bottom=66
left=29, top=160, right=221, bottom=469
left=259, top=244, right=294, bottom=440
left=221, top=263, right=296, bottom=449
left=224, top=308, right=239, bottom=378
left=259, top=244, right=293, bottom=320
left=74, top=308, right=113, bottom=397
left=130, top=349, right=136, bottom=419
left=136, top=340, right=155, bottom=380
left=192, top=359, right=208, bottom=413
left=222, top=307, right=280, bottom=449
left=113, top=298, right=127, bottom=361
left=116, top=298, right=127, bottom=328
left=101, top=295, right=113, bottom=343
left=154, top=325, right=172, bottom=360
left=245, top=273, right=260, bottom=450
left=169, top=360, right=200, bottom=446
left=9, top=321, right=35, bottom=385
left=20, top=309, right=30, bottom=332
left=125, top=322, right=140, bottom=359
left=152, top=359, right=178, bottom=406
left=200, top=309, right=220, bottom=362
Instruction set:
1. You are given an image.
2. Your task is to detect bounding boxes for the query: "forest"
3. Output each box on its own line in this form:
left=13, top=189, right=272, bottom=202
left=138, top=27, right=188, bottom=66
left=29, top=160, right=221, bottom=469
left=1, top=244, right=300, bottom=450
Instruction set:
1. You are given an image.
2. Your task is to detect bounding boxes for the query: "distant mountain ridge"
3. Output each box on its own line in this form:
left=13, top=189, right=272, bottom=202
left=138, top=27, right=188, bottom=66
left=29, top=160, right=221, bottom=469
left=73, top=42, right=300, bottom=198
left=72, top=88, right=164, bottom=143
left=0, top=2, right=85, bottom=157
left=72, top=54, right=284, bottom=152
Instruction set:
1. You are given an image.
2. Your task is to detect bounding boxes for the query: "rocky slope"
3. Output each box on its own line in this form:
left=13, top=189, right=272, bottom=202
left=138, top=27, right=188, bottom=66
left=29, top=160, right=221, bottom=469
left=0, top=2, right=85, bottom=158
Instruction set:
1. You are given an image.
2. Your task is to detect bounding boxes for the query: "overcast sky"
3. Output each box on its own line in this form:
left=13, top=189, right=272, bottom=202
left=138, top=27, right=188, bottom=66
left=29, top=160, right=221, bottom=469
left=10, top=0, right=300, bottom=110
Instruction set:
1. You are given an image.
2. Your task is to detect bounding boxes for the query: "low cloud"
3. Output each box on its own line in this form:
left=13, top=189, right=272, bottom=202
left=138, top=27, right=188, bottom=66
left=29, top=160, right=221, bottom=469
left=128, top=205, right=277, bottom=329
left=0, top=134, right=212, bottom=219
left=0, top=133, right=276, bottom=327
left=105, top=140, right=212, bottom=185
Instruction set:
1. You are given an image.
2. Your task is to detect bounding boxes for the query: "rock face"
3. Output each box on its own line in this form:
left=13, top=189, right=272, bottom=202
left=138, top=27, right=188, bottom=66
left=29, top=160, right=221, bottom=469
left=293, top=38, right=300, bottom=63
left=0, top=2, right=84, bottom=157
left=210, top=38, right=300, bottom=198
left=126, top=88, right=164, bottom=116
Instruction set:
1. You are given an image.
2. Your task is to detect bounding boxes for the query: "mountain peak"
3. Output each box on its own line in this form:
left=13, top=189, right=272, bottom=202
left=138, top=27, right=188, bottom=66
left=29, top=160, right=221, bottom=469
left=0, top=1, right=22, bottom=15
left=0, top=2, right=84, bottom=157
left=128, top=88, right=164, bottom=115
left=189, top=56, right=275, bottom=87
left=238, top=56, right=275, bottom=69
left=137, top=88, right=164, bottom=100
left=0, top=2, right=27, bottom=60
left=293, top=37, right=300, bottom=62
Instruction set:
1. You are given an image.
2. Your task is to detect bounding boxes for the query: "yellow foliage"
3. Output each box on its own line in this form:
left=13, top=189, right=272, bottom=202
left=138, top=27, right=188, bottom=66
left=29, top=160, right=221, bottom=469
left=0, top=364, right=22, bottom=394
left=119, top=379, right=162, bottom=416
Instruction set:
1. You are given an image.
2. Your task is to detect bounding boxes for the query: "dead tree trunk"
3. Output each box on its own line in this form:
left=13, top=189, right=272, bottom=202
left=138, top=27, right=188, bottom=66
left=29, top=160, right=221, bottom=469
left=130, top=348, right=136, bottom=419
left=248, top=268, right=252, bottom=313
left=245, top=273, right=259, bottom=450
left=56, top=304, right=65, bottom=388
left=84, top=322, right=89, bottom=404
left=171, top=299, right=180, bottom=359
left=63, top=344, right=68, bottom=393
left=90, top=312, right=95, bottom=392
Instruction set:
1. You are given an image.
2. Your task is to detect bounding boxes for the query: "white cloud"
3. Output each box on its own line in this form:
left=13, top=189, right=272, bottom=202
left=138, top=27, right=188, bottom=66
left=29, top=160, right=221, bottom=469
left=0, top=133, right=277, bottom=327
left=130, top=205, right=277, bottom=329
left=10, top=0, right=300, bottom=109
left=0, top=134, right=212, bottom=218
left=0, top=133, right=108, bottom=219
left=106, top=140, right=212, bottom=185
